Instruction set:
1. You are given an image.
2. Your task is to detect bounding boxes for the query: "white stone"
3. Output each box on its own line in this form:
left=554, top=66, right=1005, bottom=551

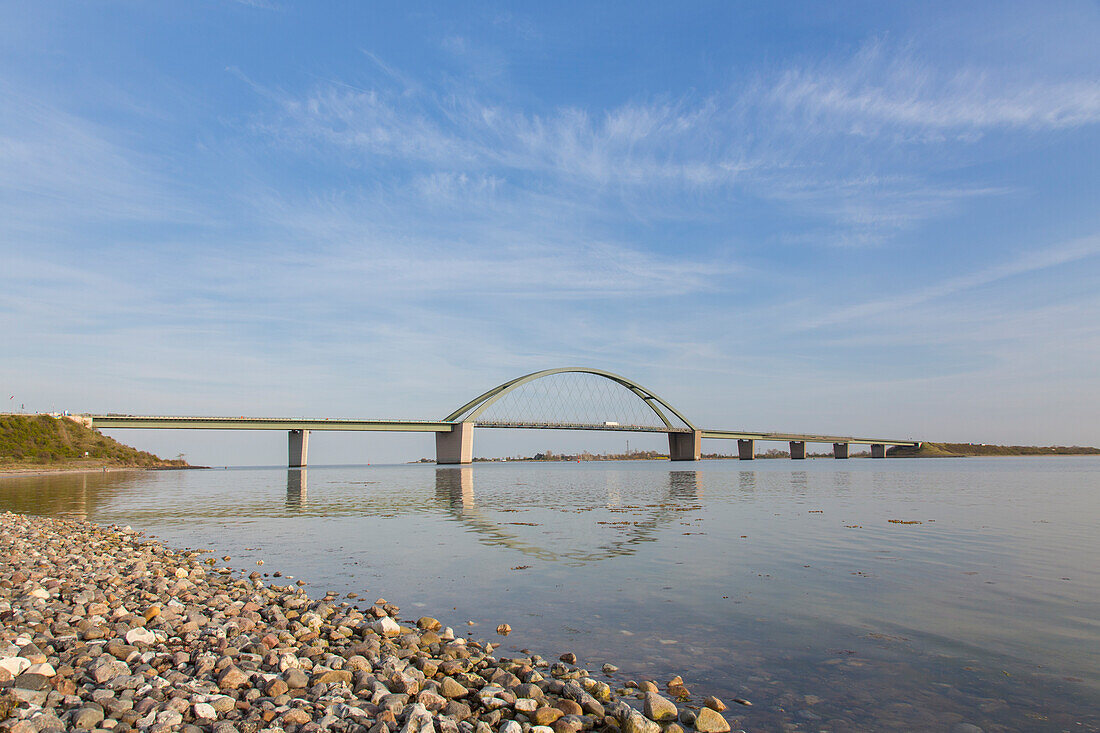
left=194, top=702, right=217, bottom=720
left=371, top=617, right=401, bottom=637
left=500, top=721, right=522, bottom=733
left=28, top=588, right=49, bottom=599
left=26, top=663, right=55, bottom=677
left=0, top=657, right=31, bottom=676
left=514, top=698, right=539, bottom=713
left=125, top=628, right=156, bottom=645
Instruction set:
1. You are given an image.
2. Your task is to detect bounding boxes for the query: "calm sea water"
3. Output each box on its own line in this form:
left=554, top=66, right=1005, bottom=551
left=2, top=458, right=1098, bottom=732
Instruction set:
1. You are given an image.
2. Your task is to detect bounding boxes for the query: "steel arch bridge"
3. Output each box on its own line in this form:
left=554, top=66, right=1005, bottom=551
left=77, top=366, right=920, bottom=465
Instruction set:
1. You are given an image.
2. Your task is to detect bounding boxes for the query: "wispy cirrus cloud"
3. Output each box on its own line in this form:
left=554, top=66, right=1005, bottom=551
left=803, top=233, right=1100, bottom=329
left=767, top=39, right=1100, bottom=137
left=243, top=35, right=1100, bottom=251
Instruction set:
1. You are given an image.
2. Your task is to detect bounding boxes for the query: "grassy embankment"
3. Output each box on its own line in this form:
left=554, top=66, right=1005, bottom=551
left=887, top=442, right=1100, bottom=457
left=0, top=414, right=189, bottom=471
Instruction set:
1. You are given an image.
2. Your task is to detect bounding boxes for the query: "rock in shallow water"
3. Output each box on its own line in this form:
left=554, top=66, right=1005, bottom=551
left=693, top=706, right=732, bottom=733
left=644, top=691, right=678, bottom=721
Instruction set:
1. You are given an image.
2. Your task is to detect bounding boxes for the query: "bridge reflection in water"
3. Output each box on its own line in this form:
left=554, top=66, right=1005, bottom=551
left=286, top=469, right=307, bottom=509
left=433, top=467, right=704, bottom=565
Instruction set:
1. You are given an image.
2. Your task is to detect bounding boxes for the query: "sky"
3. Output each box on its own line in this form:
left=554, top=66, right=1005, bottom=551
left=2, top=1, right=1099, bottom=465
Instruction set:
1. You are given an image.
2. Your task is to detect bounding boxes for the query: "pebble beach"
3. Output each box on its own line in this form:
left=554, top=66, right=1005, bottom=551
left=0, top=512, right=737, bottom=733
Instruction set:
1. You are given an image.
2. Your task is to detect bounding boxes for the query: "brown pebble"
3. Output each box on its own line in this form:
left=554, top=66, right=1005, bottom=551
left=533, top=707, right=564, bottom=726
left=553, top=699, right=583, bottom=716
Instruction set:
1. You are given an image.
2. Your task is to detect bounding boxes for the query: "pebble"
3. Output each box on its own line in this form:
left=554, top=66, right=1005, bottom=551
left=693, top=707, right=732, bottom=733
left=643, top=691, right=678, bottom=721
left=0, top=511, right=748, bottom=733
left=624, top=711, right=662, bottom=733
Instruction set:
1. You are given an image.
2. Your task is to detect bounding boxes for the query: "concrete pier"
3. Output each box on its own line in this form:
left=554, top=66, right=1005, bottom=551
left=436, top=422, right=474, bottom=465
left=871, top=443, right=886, bottom=459
left=833, top=442, right=849, bottom=459
left=738, top=439, right=755, bottom=460
left=789, top=440, right=806, bottom=460
left=288, top=429, right=309, bottom=468
left=669, top=430, right=701, bottom=461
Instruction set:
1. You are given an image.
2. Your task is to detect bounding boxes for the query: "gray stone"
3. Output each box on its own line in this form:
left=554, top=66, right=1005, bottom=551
left=623, top=712, right=661, bottom=733
left=72, top=706, right=106, bottom=730
left=283, top=667, right=309, bottom=689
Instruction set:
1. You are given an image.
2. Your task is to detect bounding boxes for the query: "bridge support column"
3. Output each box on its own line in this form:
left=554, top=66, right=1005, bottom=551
left=789, top=441, right=806, bottom=460
left=669, top=430, right=701, bottom=461
left=738, top=439, right=755, bottom=460
left=288, top=429, right=309, bottom=468
left=871, top=443, right=886, bottom=459
left=436, top=422, right=474, bottom=465
left=833, top=442, right=849, bottom=459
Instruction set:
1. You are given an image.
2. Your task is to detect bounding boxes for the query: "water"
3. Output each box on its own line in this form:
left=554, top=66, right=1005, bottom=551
left=2, top=458, right=1098, bottom=731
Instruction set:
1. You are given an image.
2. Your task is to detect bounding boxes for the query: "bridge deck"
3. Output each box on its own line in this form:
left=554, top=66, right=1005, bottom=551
left=700, top=429, right=919, bottom=447
left=86, top=415, right=918, bottom=446
left=87, top=416, right=453, bottom=432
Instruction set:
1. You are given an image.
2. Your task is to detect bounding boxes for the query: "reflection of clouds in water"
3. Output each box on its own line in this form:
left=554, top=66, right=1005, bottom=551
left=433, top=467, right=704, bottom=565
left=286, top=469, right=307, bottom=510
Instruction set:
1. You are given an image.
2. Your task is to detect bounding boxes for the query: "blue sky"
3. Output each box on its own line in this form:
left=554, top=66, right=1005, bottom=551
left=2, top=2, right=1099, bottom=464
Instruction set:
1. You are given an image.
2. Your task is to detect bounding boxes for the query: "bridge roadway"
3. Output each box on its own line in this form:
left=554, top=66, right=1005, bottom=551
left=80, top=414, right=920, bottom=466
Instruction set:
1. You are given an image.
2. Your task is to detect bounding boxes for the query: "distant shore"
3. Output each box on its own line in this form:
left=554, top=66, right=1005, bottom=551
left=0, top=464, right=204, bottom=477
left=416, top=442, right=1100, bottom=463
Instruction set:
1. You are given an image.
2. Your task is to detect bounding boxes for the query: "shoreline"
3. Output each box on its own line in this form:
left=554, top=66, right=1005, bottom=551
left=0, top=466, right=205, bottom=478
left=0, top=512, right=737, bottom=733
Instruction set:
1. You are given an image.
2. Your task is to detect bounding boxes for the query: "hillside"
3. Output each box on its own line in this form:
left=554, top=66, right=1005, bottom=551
left=887, top=442, right=1100, bottom=457
left=0, top=414, right=189, bottom=469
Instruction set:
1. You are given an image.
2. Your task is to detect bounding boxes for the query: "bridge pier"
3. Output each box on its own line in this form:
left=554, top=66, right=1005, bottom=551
left=737, top=439, right=755, bottom=460
left=288, top=429, right=309, bottom=468
left=668, top=430, right=701, bottom=461
left=871, top=443, right=886, bottom=459
left=833, top=442, right=849, bottom=459
left=436, top=422, right=474, bottom=465
left=789, top=440, right=806, bottom=460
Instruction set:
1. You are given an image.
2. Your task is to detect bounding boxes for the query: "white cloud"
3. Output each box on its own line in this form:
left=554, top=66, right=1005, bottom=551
left=803, top=233, right=1100, bottom=329
left=768, top=39, right=1100, bottom=136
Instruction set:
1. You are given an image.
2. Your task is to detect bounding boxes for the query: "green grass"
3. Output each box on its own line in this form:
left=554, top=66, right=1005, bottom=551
left=0, top=414, right=188, bottom=468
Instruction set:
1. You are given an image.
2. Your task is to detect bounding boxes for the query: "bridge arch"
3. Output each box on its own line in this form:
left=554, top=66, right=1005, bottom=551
left=442, top=367, right=697, bottom=431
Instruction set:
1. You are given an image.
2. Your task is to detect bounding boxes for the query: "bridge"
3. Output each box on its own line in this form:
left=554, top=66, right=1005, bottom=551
left=76, top=367, right=920, bottom=466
